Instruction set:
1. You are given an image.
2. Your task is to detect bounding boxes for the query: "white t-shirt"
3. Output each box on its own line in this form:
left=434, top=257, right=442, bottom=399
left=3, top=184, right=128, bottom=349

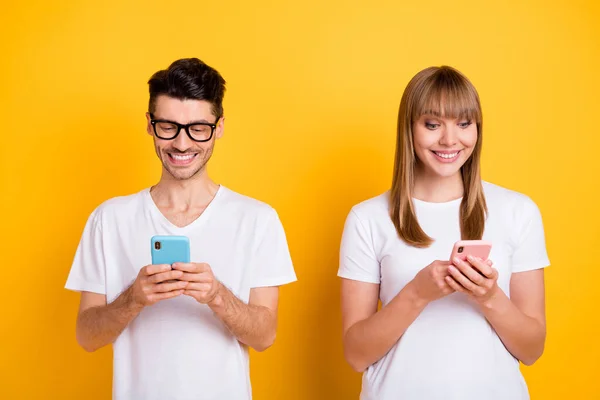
left=338, top=182, right=550, bottom=400
left=66, top=186, right=297, bottom=400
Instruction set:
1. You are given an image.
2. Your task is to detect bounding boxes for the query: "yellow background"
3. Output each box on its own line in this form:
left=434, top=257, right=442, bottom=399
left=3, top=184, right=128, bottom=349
left=1, top=0, right=598, bottom=398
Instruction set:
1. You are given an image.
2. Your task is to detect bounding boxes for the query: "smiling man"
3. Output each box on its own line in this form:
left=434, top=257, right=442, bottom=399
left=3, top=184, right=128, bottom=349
left=65, top=58, right=297, bottom=400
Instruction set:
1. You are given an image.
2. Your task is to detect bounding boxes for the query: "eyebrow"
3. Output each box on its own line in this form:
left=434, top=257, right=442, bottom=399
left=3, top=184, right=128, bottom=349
left=421, top=110, right=442, bottom=117
left=420, top=111, right=473, bottom=120
left=153, top=116, right=215, bottom=124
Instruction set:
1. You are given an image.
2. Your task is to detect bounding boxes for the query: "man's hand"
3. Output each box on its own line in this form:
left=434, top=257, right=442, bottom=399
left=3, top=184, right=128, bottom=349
left=172, top=262, right=221, bottom=304
left=130, top=264, right=189, bottom=307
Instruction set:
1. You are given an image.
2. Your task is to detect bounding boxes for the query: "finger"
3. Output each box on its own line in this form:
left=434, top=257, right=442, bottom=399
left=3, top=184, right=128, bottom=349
left=178, top=272, right=213, bottom=282
left=448, top=265, right=479, bottom=293
left=182, top=289, right=214, bottom=303
left=172, top=262, right=210, bottom=273
left=435, top=261, right=452, bottom=275
left=467, top=255, right=494, bottom=278
left=445, top=276, right=467, bottom=293
left=490, top=267, right=499, bottom=280
left=439, top=278, right=455, bottom=295
left=149, top=289, right=185, bottom=302
left=184, top=282, right=212, bottom=291
left=154, top=280, right=189, bottom=293
left=149, top=270, right=184, bottom=283
left=143, top=264, right=172, bottom=276
left=452, top=257, right=486, bottom=285
left=183, top=290, right=199, bottom=298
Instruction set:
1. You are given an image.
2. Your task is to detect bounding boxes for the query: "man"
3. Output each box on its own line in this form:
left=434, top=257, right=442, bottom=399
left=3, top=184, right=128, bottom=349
left=65, top=58, right=297, bottom=399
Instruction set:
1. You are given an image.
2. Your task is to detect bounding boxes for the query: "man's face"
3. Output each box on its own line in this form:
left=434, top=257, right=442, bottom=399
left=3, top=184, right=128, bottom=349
left=147, top=95, right=223, bottom=181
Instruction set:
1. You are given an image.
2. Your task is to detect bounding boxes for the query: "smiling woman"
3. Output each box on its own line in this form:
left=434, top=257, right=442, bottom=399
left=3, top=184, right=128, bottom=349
left=394, top=66, right=486, bottom=248
left=338, top=66, right=549, bottom=400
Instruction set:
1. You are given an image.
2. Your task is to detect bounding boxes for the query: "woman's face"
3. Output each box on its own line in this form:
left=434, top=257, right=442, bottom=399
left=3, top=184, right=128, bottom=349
left=412, top=114, right=478, bottom=179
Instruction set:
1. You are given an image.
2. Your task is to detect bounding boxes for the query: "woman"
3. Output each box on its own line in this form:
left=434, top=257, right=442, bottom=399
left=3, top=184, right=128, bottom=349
left=339, top=66, right=549, bottom=400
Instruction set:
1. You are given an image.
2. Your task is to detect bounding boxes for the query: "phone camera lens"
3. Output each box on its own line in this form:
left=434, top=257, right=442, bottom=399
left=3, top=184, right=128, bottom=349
left=155, top=241, right=161, bottom=250
left=458, top=246, right=464, bottom=253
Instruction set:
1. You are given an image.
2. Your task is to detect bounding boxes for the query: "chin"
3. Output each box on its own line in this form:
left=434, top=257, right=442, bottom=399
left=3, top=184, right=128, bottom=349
left=426, top=162, right=464, bottom=178
left=425, top=169, right=455, bottom=178
left=175, top=168, right=204, bottom=180
left=171, top=171, right=197, bottom=180
left=163, top=162, right=204, bottom=181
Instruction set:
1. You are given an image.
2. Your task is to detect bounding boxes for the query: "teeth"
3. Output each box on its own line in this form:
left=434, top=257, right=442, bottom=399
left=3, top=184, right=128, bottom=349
left=171, top=154, right=195, bottom=161
left=435, top=152, right=458, bottom=159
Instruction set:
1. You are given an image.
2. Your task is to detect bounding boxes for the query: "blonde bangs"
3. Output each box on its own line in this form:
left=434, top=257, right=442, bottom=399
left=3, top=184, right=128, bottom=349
left=411, top=69, right=482, bottom=124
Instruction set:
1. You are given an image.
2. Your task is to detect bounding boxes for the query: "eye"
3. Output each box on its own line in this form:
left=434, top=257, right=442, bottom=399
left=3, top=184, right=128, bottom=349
left=190, top=125, right=210, bottom=133
left=425, top=122, right=440, bottom=130
left=157, top=122, right=177, bottom=131
left=458, top=120, right=473, bottom=128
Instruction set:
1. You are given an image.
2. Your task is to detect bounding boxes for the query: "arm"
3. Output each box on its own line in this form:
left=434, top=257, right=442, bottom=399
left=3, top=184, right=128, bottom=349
left=75, top=264, right=188, bottom=352
left=76, top=290, right=141, bottom=352
left=341, top=278, right=426, bottom=372
left=338, top=210, right=457, bottom=371
left=479, top=269, right=546, bottom=365
left=209, top=285, right=279, bottom=352
left=447, top=256, right=546, bottom=365
left=174, top=262, right=279, bottom=352
left=341, top=260, right=455, bottom=372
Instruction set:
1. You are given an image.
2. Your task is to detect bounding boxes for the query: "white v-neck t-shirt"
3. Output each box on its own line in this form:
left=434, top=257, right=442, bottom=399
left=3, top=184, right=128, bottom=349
left=66, top=186, right=297, bottom=400
left=338, top=182, right=550, bottom=400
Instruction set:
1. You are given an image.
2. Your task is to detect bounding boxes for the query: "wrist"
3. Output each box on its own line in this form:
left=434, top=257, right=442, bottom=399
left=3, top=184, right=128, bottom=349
left=207, top=281, right=225, bottom=309
left=123, top=285, right=145, bottom=312
left=477, top=286, right=504, bottom=310
left=405, top=281, right=429, bottom=309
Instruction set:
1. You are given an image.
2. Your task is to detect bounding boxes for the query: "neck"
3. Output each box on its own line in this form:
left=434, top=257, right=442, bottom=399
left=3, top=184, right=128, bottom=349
left=150, top=167, right=219, bottom=209
left=413, top=166, right=464, bottom=203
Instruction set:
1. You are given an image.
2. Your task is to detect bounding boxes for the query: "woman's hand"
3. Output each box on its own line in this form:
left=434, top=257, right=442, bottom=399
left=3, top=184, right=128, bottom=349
left=410, top=260, right=456, bottom=304
left=446, top=255, right=499, bottom=305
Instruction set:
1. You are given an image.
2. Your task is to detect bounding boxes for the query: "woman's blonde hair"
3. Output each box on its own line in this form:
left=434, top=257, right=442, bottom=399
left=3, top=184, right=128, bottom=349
left=390, top=66, right=487, bottom=248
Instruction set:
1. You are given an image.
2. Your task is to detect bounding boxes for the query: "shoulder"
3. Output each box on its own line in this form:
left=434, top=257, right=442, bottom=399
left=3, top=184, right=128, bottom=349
left=219, top=186, right=278, bottom=219
left=347, top=192, right=390, bottom=224
left=483, top=181, right=542, bottom=222
left=88, top=190, right=147, bottom=228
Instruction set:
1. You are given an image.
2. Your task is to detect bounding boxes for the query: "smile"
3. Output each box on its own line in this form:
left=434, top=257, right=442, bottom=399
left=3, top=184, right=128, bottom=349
left=431, top=150, right=461, bottom=162
left=168, top=153, right=198, bottom=166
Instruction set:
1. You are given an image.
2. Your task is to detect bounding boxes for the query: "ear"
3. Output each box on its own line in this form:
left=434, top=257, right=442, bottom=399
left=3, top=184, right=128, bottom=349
left=215, top=116, right=225, bottom=139
left=145, top=113, right=153, bottom=136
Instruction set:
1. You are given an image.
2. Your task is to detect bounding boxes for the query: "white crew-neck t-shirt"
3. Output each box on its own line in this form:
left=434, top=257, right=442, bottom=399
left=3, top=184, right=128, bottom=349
left=338, top=181, right=550, bottom=400
left=66, top=186, right=297, bottom=400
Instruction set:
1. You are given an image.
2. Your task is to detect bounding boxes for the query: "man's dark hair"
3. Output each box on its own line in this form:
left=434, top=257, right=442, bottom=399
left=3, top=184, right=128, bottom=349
left=148, top=58, right=226, bottom=118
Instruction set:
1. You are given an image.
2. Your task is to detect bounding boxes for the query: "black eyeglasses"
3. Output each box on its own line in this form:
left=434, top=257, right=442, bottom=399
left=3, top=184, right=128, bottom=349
left=149, top=113, right=220, bottom=142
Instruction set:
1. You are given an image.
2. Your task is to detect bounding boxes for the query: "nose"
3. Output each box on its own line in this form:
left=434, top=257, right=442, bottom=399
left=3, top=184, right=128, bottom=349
left=439, top=124, right=458, bottom=147
left=171, top=128, right=194, bottom=152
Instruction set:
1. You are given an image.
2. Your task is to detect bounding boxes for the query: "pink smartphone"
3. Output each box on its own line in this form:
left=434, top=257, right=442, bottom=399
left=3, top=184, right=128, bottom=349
left=449, top=240, right=492, bottom=262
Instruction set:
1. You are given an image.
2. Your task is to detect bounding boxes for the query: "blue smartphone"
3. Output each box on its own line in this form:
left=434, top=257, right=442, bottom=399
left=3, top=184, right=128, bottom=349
left=151, top=235, right=190, bottom=266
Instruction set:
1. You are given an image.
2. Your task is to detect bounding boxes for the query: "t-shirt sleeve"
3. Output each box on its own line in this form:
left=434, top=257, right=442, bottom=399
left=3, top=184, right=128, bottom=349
left=511, top=196, right=550, bottom=273
left=65, top=208, right=107, bottom=294
left=338, top=209, right=381, bottom=283
left=250, top=208, right=297, bottom=288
